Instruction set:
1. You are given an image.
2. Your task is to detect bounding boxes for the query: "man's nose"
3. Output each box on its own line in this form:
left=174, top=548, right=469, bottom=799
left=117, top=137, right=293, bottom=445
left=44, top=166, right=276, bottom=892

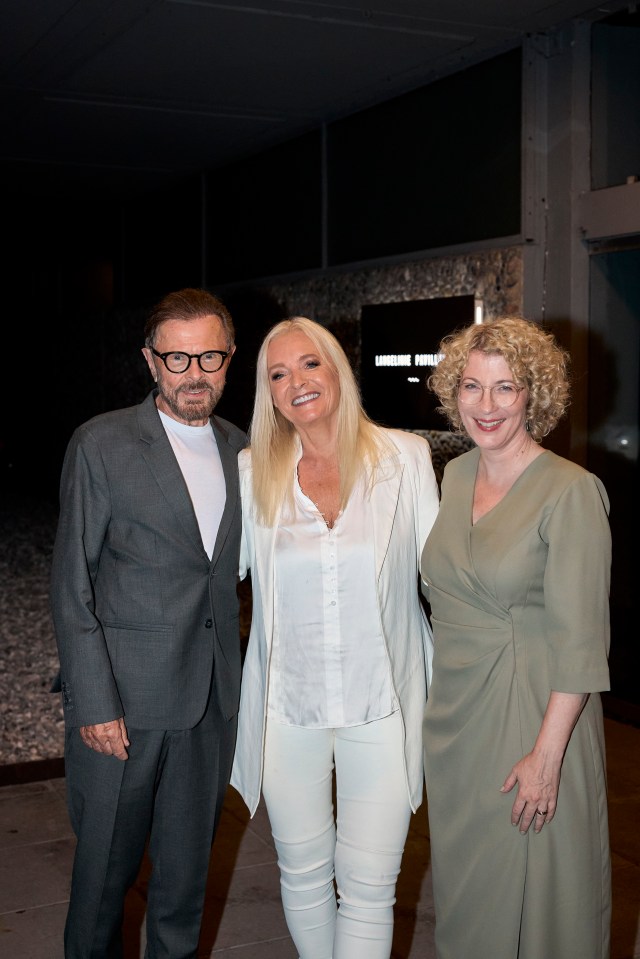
left=183, top=356, right=202, bottom=375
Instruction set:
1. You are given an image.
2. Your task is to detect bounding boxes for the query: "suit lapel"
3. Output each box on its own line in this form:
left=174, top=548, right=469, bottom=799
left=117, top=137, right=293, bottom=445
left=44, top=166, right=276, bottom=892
left=210, top=416, right=240, bottom=568
left=137, top=391, right=208, bottom=562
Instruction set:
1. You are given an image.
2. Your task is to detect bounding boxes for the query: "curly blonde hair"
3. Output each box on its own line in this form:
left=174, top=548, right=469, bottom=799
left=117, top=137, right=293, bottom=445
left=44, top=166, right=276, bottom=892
left=250, top=317, right=393, bottom=525
left=427, top=316, right=570, bottom=443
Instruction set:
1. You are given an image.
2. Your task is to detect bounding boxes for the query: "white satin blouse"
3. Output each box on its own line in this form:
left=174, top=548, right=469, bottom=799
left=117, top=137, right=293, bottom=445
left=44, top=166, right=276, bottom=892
left=267, top=468, right=396, bottom=728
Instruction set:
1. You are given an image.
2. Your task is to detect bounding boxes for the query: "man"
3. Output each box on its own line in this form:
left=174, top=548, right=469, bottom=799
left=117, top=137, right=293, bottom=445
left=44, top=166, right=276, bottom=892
left=51, top=288, right=247, bottom=958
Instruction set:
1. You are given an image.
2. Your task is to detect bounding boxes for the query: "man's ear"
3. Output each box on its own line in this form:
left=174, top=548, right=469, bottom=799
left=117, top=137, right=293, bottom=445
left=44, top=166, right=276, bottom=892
left=142, top=347, right=157, bottom=381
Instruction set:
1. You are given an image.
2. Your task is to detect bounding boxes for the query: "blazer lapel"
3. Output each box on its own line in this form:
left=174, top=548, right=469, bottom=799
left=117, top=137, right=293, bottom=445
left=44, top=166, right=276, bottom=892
left=137, top=391, right=208, bottom=562
left=370, top=454, right=404, bottom=581
left=253, top=501, right=281, bottom=650
left=210, top=416, right=240, bottom=568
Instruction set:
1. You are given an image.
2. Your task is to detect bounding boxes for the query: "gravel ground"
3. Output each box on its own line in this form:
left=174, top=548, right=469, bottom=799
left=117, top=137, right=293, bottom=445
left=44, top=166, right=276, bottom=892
left=0, top=496, right=253, bottom=767
left=0, top=496, right=64, bottom=764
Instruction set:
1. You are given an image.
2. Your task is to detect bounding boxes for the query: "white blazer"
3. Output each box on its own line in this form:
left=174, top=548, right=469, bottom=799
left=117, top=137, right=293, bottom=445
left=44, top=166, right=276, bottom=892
left=230, top=428, right=440, bottom=815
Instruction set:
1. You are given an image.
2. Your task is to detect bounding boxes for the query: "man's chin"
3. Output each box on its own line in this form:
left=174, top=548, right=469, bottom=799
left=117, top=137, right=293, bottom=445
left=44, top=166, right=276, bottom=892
left=157, top=385, right=221, bottom=423
left=179, top=400, right=215, bottom=422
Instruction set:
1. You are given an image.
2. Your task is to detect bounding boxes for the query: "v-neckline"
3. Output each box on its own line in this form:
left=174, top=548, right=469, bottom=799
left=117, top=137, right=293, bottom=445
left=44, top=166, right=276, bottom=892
left=294, top=465, right=342, bottom=530
left=470, top=449, right=549, bottom=527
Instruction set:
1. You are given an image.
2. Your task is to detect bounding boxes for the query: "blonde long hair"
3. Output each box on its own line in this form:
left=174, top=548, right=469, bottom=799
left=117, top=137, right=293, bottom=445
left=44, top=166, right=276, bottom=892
left=249, top=317, right=393, bottom=525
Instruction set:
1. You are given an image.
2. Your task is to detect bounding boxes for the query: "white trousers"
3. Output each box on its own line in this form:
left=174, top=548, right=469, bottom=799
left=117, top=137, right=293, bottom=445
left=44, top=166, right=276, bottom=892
left=262, top=711, right=412, bottom=959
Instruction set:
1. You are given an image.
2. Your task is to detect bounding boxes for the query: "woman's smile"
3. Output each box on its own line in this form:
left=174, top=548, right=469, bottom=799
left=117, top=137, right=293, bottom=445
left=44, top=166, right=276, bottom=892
left=267, top=330, right=340, bottom=430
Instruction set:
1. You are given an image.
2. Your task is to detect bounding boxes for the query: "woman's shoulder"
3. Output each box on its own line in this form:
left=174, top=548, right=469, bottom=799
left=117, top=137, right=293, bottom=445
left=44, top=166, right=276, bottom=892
left=238, top=448, right=255, bottom=495
left=378, top=427, right=431, bottom=459
left=537, top=451, right=609, bottom=508
left=539, top=450, right=600, bottom=483
left=441, top=444, right=479, bottom=480
left=238, top=447, right=253, bottom=470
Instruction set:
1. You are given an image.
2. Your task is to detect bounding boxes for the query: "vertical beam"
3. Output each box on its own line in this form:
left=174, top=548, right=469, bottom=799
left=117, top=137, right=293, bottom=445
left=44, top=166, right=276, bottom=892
left=534, top=21, right=592, bottom=463
left=566, top=19, right=592, bottom=464
left=521, top=34, right=550, bottom=322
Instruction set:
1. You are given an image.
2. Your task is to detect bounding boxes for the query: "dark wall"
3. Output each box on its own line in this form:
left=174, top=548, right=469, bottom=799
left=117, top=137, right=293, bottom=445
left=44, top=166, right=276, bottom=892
left=592, top=18, right=640, bottom=190
left=3, top=46, right=522, bottom=501
left=328, top=50, right=521, bottom=263
left=207, top=132, right=323, bottom=285
left=4, top=191, right=120, bottom=500
left=202, top=49, right=522, bottom=285
left=119, top=176, right=204, bottom=305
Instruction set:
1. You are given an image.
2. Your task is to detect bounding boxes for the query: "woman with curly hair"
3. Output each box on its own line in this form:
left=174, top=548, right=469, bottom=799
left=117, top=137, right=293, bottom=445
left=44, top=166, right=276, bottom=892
left=421, top=316, right=611, bottom=959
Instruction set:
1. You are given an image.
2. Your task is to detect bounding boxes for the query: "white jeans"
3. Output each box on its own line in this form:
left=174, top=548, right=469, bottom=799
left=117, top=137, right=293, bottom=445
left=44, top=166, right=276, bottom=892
left=262, top=711, right=412, bottom=959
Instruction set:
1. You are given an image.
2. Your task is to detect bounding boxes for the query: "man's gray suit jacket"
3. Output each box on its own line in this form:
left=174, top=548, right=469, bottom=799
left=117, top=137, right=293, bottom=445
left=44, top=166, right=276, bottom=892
left=51, top=390, right=247, bottom=731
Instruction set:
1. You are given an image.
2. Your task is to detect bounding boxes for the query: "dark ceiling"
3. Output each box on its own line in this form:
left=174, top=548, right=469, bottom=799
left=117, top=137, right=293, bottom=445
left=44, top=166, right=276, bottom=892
left=1, top=0, right=632, bottom=200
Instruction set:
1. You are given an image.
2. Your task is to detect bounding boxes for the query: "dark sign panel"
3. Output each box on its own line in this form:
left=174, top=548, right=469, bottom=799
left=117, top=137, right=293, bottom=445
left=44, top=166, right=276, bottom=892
left=361, top=296, right=478, bottom=430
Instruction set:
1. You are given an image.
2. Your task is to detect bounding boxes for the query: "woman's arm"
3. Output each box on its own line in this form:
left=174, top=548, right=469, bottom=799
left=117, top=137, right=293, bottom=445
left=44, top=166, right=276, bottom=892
left=500, top=690, right=588, bottom=834
left=502, top=471, right=611, bottom=835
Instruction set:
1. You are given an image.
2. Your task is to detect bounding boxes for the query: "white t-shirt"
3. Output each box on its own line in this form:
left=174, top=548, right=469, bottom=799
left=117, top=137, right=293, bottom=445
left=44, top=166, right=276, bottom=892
left=159, top=411, right=225, bottom=559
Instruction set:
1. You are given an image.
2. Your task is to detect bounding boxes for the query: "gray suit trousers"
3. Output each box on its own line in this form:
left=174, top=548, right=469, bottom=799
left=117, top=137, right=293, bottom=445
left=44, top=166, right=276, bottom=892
left=64, top=689, right=236, bottom=959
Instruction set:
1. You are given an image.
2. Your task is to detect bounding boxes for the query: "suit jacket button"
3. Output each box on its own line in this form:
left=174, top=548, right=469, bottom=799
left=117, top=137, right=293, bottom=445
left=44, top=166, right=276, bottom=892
left=205, top=619, right=213, bottom=628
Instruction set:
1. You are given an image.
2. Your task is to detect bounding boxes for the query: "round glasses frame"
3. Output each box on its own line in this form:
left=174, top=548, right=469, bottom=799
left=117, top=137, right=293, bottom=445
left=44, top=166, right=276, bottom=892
left=457, top=381, right=526, bottom=409
left=151, top=347, right=230, bottom=374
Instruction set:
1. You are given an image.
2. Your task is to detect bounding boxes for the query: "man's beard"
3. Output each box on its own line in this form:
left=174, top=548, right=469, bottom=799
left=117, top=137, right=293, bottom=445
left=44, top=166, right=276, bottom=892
left=159, top=377, right=223, bottom=422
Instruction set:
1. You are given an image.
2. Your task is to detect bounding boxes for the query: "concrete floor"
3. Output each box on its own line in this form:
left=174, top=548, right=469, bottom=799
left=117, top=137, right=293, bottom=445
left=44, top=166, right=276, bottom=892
left=0, top=716, right=638, bottom=959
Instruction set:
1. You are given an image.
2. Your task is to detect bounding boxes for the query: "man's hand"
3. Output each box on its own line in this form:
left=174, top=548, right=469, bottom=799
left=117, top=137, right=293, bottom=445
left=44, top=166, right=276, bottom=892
left=80, top=718, right=130, bottom=760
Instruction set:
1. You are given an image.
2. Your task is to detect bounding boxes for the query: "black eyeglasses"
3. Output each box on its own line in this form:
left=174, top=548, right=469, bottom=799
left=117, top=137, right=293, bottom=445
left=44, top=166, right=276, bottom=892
left=151, top=348, right=230, bottom=374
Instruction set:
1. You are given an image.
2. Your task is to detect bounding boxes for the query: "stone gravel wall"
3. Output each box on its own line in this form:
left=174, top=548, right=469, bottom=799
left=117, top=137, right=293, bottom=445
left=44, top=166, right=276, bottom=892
left=0, top=496, right=253, bottom=766
left=0, top=496, right=64, bottom=764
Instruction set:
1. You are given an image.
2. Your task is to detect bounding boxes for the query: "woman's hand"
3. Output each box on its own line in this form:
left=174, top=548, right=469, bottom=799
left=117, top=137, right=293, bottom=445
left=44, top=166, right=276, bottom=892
left=500, top=752, right=561, bottom=834
left=500, top=690, right=589, bottom=835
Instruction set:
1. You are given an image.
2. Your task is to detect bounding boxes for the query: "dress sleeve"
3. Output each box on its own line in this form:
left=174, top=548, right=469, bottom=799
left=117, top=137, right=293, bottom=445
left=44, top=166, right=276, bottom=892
left=541, top=472, right=611, bottom=693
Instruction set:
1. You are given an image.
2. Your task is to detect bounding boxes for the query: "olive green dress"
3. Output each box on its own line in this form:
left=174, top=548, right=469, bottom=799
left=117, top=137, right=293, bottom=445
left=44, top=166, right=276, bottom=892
left=421, top=448, right=611, bottom=959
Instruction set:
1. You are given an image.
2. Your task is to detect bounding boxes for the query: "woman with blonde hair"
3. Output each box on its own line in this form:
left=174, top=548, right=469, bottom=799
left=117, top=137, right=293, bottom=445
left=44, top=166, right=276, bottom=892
left=231, top=316, right=439, bottom=958
left=422, top=316, right=611, bottom=959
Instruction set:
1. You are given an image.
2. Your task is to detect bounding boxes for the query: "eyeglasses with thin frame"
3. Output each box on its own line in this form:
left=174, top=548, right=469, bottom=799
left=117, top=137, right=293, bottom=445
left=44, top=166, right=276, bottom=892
left=458, top=380, right=526, bottom=409
left=151, top=347, right=230, bottom=374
